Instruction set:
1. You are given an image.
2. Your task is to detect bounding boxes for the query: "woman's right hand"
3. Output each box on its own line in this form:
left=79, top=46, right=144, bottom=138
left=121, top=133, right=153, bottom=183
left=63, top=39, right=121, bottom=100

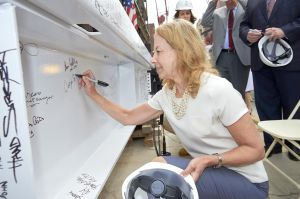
left=79, top=69, right=98, bottom=98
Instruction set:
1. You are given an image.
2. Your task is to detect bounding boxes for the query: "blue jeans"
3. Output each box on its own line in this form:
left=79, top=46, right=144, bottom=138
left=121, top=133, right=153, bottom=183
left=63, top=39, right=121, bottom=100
left=164, top=156, right=268, bottom=199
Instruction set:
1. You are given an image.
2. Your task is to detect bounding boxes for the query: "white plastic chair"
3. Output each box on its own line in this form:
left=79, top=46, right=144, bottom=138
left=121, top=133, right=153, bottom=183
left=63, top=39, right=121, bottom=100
left=258, top=99, right=300, bottom=189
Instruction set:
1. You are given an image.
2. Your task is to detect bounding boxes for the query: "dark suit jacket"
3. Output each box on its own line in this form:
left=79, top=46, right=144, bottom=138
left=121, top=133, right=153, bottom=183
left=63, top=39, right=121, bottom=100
left=239, top=0, right=300, bottom=71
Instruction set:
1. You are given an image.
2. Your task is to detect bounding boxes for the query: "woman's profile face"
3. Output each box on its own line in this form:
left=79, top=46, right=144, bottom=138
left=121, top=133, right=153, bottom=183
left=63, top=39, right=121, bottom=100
left=151, top=34, right=178, bottom=80
left=178, top=10, right=192, bottom=22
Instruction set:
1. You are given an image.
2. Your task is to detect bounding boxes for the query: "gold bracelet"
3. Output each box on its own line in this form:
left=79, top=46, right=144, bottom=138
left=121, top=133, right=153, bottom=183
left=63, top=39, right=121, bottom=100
left=212, top=153, right=223, bottom=168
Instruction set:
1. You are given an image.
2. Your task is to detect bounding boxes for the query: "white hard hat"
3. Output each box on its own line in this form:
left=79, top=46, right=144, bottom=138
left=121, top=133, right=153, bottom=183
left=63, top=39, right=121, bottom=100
left=258, top=35, right=293, bottom=67
left=176, top=0, right=193, bottom=11
left=122, top=162, right=199, bottom=199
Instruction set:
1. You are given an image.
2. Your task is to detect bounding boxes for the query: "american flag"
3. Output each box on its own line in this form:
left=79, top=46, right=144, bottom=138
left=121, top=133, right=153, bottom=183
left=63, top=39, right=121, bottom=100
left=122, top=0, right=138, bottom=30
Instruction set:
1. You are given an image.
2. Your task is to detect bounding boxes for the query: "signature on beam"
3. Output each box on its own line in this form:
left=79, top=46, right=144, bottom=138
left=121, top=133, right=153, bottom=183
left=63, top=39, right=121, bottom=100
left=0, top=49, right=23, bottom=184
left=0, top=181, right=8, bottom=199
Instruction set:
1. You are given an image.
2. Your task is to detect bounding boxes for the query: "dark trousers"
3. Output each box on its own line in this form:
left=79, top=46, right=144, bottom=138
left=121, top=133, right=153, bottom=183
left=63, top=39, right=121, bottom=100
left=164, top=156, right=269, bottom=199
left=216, top=51, right=250, bottom=98
left=253, top=66, right=300, bottom=152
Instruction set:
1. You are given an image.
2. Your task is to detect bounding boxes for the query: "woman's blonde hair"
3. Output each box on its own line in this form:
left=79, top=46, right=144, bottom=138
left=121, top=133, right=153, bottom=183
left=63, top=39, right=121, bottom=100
left=155, top=19, right=217, bottom=98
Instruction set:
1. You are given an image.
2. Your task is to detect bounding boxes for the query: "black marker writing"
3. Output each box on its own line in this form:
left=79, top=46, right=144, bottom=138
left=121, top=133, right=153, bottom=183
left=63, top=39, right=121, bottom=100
left=0, top=49, right=19, bottom=139
left=0, top=181, right=8, bottom=199
left=0, top=48, right=23, bottom=186
left=69, top=191, right=82, bottom=199
left=94, top=0, right=120, bottom=28
left=32, top=116, right=44, bottom=125
left=28, top=115, right=45, bottom=138
left=0, top=157, right=3, bottom=170
left=69, top=173, right=98, bottom=198
left=28, top=123, right=34, bottom=138
left=8, top=137, right=23, bottom=183
left=64, top=57, right=78, bottom=72
left=26, top=91, right=54, bottom=107
left=64, top=75, right=77, bottom=93
left=94, top=0, right=106, bottom=17
left=77, top=174, right=97, bottom=190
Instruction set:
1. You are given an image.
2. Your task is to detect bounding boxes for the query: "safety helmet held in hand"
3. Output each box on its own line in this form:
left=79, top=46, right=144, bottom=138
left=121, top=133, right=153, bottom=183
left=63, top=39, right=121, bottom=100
left=176, top=0, right=193, bottom=11
left=122, top=162, right=199, bottom=199
left=258, top=35, right=293, bottom=67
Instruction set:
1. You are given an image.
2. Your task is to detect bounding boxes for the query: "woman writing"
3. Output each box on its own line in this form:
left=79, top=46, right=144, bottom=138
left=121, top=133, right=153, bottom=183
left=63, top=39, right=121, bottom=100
left=79, top=19, right=268, bottom=199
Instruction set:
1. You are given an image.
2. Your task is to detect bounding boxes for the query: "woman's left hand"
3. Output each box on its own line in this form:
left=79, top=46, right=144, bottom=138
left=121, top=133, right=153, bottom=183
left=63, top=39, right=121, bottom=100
left=181, top=156, right=209, bottom=182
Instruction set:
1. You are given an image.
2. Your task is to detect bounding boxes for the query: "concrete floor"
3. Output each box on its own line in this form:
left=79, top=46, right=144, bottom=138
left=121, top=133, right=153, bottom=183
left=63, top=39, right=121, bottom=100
left=99, top=130, right=300, bottom=199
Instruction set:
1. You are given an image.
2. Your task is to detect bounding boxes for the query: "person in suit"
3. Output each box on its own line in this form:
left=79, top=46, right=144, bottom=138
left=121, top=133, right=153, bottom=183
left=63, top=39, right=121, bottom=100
left=200, top=0, right=225, bottom=45
left=239, top=0, right=300, bottom=160
left=211, top=0, right=250, bottom=97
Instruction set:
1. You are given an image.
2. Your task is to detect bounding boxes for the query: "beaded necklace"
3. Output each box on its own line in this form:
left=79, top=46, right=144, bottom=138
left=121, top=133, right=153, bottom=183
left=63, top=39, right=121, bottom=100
left=170, top=85, right=190, bottom=120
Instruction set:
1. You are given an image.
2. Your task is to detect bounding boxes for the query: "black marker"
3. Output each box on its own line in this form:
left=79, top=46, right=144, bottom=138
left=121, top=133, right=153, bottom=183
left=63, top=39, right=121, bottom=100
left=75, top=74, right=109, bottom=87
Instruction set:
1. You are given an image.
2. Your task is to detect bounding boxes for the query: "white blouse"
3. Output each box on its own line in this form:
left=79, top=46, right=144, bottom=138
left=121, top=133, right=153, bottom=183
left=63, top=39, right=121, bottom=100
left=148, top=72, right=268, bottom=183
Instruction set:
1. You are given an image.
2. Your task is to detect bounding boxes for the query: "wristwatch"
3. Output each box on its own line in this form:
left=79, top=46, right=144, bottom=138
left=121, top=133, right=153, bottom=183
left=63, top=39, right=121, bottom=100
left=212, top=153, right=223, bottom=168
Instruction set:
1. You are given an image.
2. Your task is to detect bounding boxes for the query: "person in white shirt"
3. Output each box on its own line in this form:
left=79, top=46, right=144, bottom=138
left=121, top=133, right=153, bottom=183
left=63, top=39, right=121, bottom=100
left=79, top=19, right=268, bottom=199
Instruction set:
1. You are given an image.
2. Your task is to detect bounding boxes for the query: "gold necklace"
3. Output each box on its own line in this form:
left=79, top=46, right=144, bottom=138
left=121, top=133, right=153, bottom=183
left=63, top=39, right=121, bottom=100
left=170, top=85, right=190, bottom=120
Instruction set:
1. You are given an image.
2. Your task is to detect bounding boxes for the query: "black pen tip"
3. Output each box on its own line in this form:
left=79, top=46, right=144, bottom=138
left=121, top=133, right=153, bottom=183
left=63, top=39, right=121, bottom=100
left=75, top=74, right=83, bottom=78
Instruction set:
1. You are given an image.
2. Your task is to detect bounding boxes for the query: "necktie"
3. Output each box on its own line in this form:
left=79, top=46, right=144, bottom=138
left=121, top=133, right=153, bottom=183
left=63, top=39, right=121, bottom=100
left=267, top=0, right=276, bottom=18
left=228, top=9, right=234, bottom=49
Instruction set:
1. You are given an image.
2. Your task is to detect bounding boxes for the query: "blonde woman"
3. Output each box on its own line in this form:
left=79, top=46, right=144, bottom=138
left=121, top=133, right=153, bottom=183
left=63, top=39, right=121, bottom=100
left=79, top=19, right=268, bottom=198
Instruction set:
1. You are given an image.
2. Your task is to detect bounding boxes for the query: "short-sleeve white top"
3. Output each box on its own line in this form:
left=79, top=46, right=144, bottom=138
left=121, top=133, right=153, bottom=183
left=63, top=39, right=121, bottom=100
left=148, top=72, right=268, bottom=183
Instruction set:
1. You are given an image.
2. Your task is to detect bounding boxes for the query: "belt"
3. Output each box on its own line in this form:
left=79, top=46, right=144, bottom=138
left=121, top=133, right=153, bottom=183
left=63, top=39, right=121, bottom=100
left=221, top=48, right=235, bottom=53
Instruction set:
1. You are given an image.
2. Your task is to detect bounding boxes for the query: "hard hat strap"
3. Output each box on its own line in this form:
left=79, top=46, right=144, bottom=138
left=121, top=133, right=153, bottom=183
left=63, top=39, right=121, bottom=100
left=127, top=175, right=189, bottom=199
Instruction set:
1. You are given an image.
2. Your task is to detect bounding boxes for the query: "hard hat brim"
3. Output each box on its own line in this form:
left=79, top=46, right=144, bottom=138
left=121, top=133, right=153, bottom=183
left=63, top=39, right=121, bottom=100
left=258, top=35, right=293, bottom=67
left=176, top=7, right=193, bottom=11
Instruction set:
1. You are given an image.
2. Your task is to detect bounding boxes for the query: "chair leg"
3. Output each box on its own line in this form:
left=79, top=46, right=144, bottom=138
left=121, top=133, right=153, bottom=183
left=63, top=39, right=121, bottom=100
left=265, top=139, right=277, bottom=158
left=272, top=138, right=300, bottom=161
left=264, top=138, right=300, bottom=190
left=264, top=159, right=300, bottom=190
left=285, top=140, right=300, bottom=161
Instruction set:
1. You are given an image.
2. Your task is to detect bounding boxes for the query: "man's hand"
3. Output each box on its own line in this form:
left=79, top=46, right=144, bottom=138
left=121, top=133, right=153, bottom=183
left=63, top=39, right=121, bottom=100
left=264, top=27, right=285, bottom=41
left=247, top=29, right=263, bottom=44
left=204, top=31, right=213, bottom=45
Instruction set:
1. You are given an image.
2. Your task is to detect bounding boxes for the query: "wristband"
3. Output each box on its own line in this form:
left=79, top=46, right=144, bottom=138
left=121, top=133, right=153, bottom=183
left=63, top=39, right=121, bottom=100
left=212, top=153, right=223, bottom=168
